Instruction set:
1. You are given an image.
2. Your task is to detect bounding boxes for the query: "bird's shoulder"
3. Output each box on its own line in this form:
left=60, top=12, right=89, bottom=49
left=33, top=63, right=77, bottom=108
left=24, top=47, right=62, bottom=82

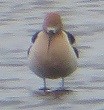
left=63, top=31, right=75, bottom=44
left=63, top=31, right=79, bottom=58
left=31, top=30, right=43, bottom=43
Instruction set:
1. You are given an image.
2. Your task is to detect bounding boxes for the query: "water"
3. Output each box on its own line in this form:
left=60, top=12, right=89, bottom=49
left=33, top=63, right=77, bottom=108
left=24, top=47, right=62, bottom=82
left=0, top=0, right=104, bottom=110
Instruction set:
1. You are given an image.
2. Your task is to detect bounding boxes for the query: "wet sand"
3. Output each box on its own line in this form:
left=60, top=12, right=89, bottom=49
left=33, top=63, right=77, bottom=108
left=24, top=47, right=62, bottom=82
left=0, top=0, right=104, bottom=110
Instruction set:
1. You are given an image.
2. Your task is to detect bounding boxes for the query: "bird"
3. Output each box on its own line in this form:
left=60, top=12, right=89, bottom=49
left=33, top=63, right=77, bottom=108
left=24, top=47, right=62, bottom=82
left=28, top=12, right=78, bottom=91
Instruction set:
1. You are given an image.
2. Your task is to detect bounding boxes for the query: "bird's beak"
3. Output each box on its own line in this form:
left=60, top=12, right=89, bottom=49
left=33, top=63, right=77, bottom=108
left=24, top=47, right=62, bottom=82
left=46, top=27, right=58, bottom=35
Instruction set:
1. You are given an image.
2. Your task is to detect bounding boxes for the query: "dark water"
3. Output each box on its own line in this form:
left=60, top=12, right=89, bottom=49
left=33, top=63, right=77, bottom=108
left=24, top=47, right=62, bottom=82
left=0, top=0, right=104, bottom=110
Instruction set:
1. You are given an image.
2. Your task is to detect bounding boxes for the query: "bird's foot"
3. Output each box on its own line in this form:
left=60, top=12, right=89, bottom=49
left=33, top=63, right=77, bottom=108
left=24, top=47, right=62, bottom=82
left=39, top=87, right=50, bottom=92
left=55, top=87, right=72, bottom=92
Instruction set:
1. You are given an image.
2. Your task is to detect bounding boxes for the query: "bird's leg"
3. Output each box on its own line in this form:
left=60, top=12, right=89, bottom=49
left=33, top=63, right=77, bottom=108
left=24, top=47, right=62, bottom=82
left=57, top=77, right=65, bottom=91
left=61, top=77, right=65, bottom=90
left=43, top=78, right=47, bottom=90
left=39, top=78, right=50, bottom=91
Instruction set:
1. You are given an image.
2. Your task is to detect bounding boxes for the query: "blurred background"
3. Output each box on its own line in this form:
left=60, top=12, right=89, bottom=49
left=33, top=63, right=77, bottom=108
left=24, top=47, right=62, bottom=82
left=0, top=0, right=104, bottom=110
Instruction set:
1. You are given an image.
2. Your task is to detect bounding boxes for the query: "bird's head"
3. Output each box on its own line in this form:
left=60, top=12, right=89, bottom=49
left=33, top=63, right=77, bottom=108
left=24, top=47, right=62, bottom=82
left=43, top=12, right=63, bottom=52
left=43, top=12, right=63, bottom=36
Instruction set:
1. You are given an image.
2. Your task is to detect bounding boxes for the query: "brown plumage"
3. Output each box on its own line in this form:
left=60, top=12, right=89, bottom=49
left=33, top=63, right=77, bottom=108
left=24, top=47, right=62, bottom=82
left=28, top=12, right=78, bottom=90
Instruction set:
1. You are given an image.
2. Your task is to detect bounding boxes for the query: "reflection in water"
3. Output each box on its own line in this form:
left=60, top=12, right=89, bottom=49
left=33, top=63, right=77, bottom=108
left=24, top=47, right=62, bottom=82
left=0, top=0, right=104, bottom=110
left=18, top=90, right=73, bottom=109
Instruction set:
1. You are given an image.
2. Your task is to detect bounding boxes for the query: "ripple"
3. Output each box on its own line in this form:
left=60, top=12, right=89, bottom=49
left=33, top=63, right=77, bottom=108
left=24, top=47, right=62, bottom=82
left=0, top=63, right=25, bottom=67
left=0, top=78, right=20, bottom=82
left=0, top=86, right=27, bottom=90
left=0, top=100, right=23, bottom=107
left=79, top=63, right=104, bottom=69
left=29, top=0, right=56, bottom=6
left=78, top=0, right=104, bottom=3
left=74, top=98, right=104, bottom=104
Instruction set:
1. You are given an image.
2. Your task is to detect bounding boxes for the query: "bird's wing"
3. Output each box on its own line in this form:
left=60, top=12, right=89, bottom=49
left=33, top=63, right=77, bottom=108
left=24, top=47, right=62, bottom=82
left=64, top=31, right=75, bottom=44
left=31, top=31, right=41, bottom=43
left=28, top=31, right=41, bottom=55
left=64, top=31, right=79, bottom=58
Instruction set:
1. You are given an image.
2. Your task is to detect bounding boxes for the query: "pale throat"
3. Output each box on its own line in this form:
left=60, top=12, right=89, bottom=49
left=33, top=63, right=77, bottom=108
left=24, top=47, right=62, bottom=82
left=46, top=27, right=58, bottom=34
left=45, top=27, right=62, bottom=53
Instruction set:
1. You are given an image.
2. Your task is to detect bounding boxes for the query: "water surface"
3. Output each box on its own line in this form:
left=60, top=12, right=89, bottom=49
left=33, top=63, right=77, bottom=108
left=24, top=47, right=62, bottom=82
left=0, top=0, right=104, bottom=110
